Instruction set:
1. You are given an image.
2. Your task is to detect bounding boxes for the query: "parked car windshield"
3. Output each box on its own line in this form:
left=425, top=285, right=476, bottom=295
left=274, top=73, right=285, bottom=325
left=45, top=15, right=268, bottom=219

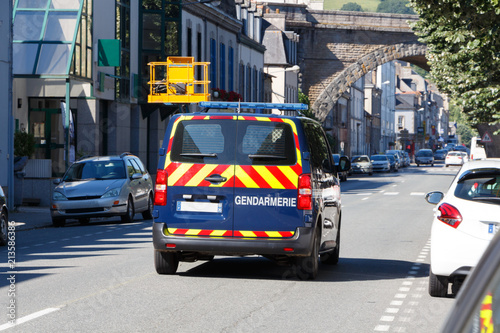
left=63, top=161, right=126, bottom=181
left=417, top=150, right=433, bottom=157
left=353, top=156, right=369, bottom=163
left=371, top=155, right=387, bottom=161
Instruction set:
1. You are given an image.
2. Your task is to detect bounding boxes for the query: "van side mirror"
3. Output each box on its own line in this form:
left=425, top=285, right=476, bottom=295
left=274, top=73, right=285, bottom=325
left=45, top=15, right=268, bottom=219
left=338, top=156, right=351, bottom=172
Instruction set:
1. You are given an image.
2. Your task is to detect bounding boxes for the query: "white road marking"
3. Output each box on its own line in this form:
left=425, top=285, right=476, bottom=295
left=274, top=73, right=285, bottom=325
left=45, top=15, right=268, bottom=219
left=374, top=238, right=431, bottom=332
left=384, top=192, right=399, bottom=195
left=410, top=192, right=426, bottom=196
left=374, top=325, right=390, bottom=332
left=0, top=308, right=60, bottom=331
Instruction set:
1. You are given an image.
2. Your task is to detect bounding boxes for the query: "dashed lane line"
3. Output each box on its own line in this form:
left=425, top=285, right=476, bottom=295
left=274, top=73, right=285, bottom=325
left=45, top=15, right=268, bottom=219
left=373, top=239, right=431, bottom=332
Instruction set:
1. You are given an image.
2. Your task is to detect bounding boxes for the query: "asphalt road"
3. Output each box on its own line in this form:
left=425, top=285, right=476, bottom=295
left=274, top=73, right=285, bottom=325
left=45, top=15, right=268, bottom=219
left=0, top=164, right=461, bottom=332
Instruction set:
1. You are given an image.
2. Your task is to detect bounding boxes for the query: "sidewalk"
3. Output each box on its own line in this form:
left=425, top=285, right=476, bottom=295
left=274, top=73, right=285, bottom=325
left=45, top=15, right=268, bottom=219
left=9, top=206, right=53, bottom=231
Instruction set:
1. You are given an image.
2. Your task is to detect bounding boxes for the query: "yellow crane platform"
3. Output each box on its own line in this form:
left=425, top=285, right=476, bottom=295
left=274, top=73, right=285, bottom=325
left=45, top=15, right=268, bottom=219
left=148, top=57, right=210, bottom=103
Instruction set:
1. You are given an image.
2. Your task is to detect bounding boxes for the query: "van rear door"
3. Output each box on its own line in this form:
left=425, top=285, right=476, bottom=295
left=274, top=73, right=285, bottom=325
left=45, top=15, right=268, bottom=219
left=232, top=116, right=304, bottom=238
left=162, top=115, right=236, bottom=236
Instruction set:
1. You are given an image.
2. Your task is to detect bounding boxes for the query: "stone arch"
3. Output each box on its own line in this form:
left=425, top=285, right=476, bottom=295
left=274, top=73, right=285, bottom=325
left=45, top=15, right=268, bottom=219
left=311, top=42, right=428, bottom=122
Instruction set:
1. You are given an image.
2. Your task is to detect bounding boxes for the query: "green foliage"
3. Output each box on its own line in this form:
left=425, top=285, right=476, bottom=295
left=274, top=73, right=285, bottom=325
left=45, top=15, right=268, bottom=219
left=298, top=90, right=318, bottom=121
left=377, top=0, right=415, bottom=14
left=411, top=64, right=429, bottom=80
left=323, top=0, right=380, bottom=12
left=14, top=131, right=36, bottom=158
left=449, top=101, right=478, bottom=146
left=409, top=0, right=500, bottom=129
left=341, top=2, right=364, bottom=11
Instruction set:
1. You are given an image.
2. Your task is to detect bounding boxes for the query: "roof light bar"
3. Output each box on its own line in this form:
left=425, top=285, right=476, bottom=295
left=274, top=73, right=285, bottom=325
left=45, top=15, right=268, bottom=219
left=198, top=101, right=308, bottom=111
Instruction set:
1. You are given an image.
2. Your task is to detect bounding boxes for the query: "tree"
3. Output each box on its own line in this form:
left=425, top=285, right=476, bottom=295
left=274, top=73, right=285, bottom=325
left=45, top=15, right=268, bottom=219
left=377, top=0, right=415, bottom=14
left=409, top=0, right=500, bottom=157
left=341, top=2, right=363, bottom=12
left=298, top=90, right=318, bottom=121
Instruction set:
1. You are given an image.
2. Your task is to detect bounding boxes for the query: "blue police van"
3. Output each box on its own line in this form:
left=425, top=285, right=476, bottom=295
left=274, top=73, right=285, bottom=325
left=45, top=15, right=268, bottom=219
left=152, top=102, right=350, bottom=279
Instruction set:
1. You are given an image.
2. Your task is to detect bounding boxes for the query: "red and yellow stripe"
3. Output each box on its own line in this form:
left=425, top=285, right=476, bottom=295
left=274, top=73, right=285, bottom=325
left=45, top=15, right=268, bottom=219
left=167, top=227, right=295, bottom=238
left=480, top=293, right=493, bottom=333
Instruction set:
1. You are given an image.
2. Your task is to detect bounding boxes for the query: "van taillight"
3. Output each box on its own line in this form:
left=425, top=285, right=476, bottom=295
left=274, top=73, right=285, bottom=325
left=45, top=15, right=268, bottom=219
left=437, top=203, right=462, bottom=228
left=154, top=169, right=168, bottom=206
left=298, top=174, right=312, bottom=210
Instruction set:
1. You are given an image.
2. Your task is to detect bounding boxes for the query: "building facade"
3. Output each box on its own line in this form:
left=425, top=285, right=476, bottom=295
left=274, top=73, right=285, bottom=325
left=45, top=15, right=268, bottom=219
left=5, top=0, right=265, bottom=206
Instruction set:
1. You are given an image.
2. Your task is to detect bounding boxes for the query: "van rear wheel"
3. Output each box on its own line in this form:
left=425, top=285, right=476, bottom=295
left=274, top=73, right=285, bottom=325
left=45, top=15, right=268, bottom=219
left=295, top=228, right=319, bottom=280
left=321, top=228, right=340, bottom=265
left=155, top=250, right=179, bottom=274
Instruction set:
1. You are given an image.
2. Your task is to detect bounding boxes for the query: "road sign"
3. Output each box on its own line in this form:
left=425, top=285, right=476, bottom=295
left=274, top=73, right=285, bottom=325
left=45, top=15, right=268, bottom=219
left=482, top=131, right=493, bottom=143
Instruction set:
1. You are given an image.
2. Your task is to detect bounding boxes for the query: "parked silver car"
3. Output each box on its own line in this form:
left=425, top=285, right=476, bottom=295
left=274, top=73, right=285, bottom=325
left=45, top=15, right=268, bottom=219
left=371, top=155, right=390, bottom=172
left=415, top=149, right=434, bottom=167
left=51, top=153, right=154, bottom=227
left=350, top=155, right=373, bottom=175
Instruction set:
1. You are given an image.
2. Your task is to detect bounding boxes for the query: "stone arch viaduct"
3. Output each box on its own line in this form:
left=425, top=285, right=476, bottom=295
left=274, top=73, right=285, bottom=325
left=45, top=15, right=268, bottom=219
left=261, top=4, right=427, bottom=122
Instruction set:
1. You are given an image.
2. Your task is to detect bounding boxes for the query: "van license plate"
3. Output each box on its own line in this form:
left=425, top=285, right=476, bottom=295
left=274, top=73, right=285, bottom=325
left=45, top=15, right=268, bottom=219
left=177, top=201, right=222, bottom=213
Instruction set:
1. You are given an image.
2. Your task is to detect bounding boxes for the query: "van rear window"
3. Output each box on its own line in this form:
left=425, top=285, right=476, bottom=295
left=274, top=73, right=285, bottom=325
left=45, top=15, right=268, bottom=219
left=169, top=119, right=296, bottom=166
left=170, top=121, right=232, bottom=164
left=238, top=122, right=296, bottom=166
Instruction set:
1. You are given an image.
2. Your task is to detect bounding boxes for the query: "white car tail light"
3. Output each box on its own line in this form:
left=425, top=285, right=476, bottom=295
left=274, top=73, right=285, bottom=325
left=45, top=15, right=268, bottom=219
left=437, top=203, right=462, bottom=228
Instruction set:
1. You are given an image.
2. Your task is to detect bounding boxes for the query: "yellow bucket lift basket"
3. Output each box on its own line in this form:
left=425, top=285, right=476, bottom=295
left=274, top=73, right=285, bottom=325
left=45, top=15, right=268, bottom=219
left=148, top=57, right=210, bottom=103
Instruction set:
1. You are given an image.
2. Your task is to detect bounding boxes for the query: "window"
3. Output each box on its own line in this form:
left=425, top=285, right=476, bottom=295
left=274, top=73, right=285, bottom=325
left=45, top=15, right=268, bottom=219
left=246, top=65, right=251, bottom=102
left=239, top=63, right=245, bottom=98
left=13, top=0, right=86, bottom=76
left=116, top=0, right=131, bottom=101
left=228, top=47, right=234, bottom=91
left=238, top=122, right=296, bottom=166
left=171, top=121, right=230, bottom=164
left=210, top=38, right=217, bottom=89
left=187, top=27, right=192, bottom=57
left=71, top=0, right=92, bottom=79
left=455, top=170, right=500, bottom=203
left=139, top=0, right=181, bottom=102
left=219, top=43, right=226, bottom=90
left=398, top=115, right=405, bottom=130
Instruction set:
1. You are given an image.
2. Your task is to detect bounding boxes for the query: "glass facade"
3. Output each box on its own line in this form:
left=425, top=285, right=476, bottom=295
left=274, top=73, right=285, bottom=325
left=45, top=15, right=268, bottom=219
left=116, top=0, right=131, bottom=101
left=13, top=0, right=85, bottom=76
left=140, top=0, right=181, bottom=101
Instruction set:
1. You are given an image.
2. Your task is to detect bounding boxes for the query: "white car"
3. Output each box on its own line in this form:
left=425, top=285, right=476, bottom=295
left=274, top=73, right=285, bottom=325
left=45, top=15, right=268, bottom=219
left=425, top=159, right=500, bottom=297
left=445, top=151, right=469, bottom=167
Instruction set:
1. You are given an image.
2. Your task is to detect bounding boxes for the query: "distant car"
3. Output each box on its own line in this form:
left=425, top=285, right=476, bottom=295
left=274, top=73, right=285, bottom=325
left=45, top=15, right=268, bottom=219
left=370, top=155, right=390, bottom=173
left=425, top=159, right=500, bottom=297
left=445, top=151, right=469, bottom=167
left=386, top=150, right=406, bottom=167
left=51, top=153, right=154, bottom=227
left=415, top=149, right=434, bottom=167
left=333, top=154, right=349, bottom=181
left=453, top=145, right=469, bottom=153
left=0, top=186, right=8, bottom=246
left=434, top=149, right=448, bottom=161
left=350, top=155, right=373, bottom=175
left=386, top=154, right=399, bottom=172
left=403, top=152, right=411, bottom=166
left=440, top=229, right=500, bottom=332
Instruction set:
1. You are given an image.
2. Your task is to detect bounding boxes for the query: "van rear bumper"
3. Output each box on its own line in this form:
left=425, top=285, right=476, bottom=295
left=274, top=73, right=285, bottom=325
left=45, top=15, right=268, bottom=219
left=152, top=222, right=314, bottom=256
